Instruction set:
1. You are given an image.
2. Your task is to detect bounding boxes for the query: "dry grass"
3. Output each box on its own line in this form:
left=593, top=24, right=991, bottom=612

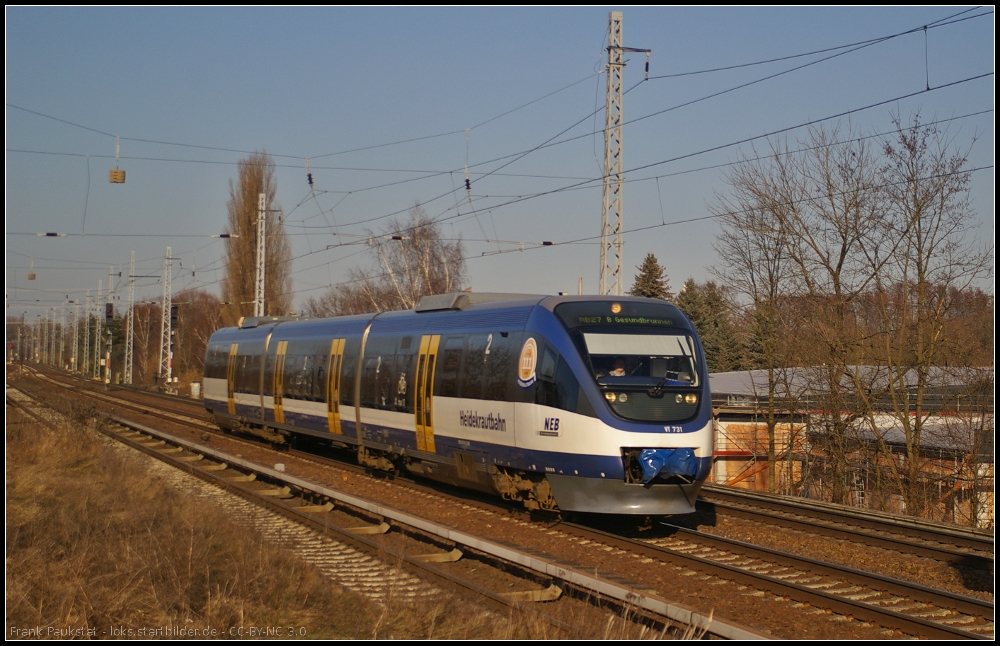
left=6, top=403, right=687, bottom=639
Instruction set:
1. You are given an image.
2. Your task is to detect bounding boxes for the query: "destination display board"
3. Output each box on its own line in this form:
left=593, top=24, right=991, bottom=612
left=554, top=301, right=687, bottom=331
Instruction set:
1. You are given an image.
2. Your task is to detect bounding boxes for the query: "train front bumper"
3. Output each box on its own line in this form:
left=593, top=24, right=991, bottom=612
left=546, top=473, right=704, bottom=515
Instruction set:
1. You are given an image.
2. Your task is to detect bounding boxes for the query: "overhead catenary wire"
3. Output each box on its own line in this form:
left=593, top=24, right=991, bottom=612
left=646, top=7, right=989, bottom=80
left=9, top=9, right=989, bottom=194
left=8, top=10, right=990, bottom=309
left=11, top=75, right=992, bottom=307
left=10, top=86, right=991, bottom=288
left=8, top=8, right=990, bottom=254
left=435, top=72, right=995, bottom=219
left=6, top=71, right=599, bottom=165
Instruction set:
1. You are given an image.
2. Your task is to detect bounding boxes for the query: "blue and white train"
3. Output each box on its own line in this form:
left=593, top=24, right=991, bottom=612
left=203, top=293, right=713, bottom=515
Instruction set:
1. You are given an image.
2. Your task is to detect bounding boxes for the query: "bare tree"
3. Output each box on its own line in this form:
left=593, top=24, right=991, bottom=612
left=172, top=289, right=224, bottom=385
left=855, top=115, right=993, bottom=515
left=713, top=116, right=993, bottom=514
left=712, top=151, right=799, bottom=492
left=305, top=204, right=466, bottom=316
left=221, top=151, right=292, bottom=325
left=131, top=302, right=158, bottom=385
left=713, top=126, right=889, bottom=504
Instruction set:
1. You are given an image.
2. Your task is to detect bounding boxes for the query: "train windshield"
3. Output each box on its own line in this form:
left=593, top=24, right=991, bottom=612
left=583, top=332, right=699, bottom=387
left=553, top=301, right=702, bottom=423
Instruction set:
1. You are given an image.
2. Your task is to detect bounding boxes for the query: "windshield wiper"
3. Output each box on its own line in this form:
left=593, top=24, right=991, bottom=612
left=648, top=372, right=692, bottom=397
left=649, top=377, right=670, bottom=397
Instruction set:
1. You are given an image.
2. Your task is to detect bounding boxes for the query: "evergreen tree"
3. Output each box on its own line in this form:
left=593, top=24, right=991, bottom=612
left=674, top=278, right=743, bottom=373
left=628, top=253, right=672, bottom=299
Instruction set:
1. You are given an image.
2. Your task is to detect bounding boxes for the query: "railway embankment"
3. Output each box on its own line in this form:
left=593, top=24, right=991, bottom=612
left=5, top=386, right=591, bottom=639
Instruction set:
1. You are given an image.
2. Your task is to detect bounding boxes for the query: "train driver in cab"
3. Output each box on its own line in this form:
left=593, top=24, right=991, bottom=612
left=610, top=358, right=627, bottom=377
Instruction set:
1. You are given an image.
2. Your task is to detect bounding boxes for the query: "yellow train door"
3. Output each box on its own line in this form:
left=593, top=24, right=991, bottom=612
left=414, top=334, right=440, bottom=453
left=273, top=340, right=288, bottom=424
left=226, top=343, right=238, bottom=415
left=327, top=338, right=345, bottom=434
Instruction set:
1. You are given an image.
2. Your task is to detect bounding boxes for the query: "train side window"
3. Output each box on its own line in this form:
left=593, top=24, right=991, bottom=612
left=376, top=354, right=394, bottom=409
left=339, top=339, right=360, bottom=407
left=235, top=351, right=261, bottom=394
left=263, top=344, right=275, bottom=397
left=311, top=341, right=327, bottom=401
left=535, top=344, right=559, bottom=408
left=462, top=335, right=488, bottom=400
left=437, top=336, right=465, bottom=398
left=205, top=344, right=227, bottom=380
left=287, top=350, right=313, bottom=400
left=360, top=336, right=397, bottom=409
left=360, top=354, right=381, bottom=408
left=393, top=352, right=414, bottom=413
left=233, top=355, right=245, bottom=392
left=539, top=345, right=557, bottom=381
left=484, top=332, right=513, bottom=401
left=530, top=341, right=595, bottom=418
left=283, top=341, right=316, bottom=399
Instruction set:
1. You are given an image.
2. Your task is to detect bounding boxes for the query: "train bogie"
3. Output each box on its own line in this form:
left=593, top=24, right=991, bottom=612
left=204, top=294, right=714, bottom=515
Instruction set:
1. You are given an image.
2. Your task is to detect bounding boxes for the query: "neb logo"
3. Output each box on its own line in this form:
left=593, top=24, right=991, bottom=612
left=517, top=337, right=537, bottom=388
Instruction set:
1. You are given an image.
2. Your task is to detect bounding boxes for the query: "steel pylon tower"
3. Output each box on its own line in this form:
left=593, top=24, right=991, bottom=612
left=106, top=266, right=114, bottom=384
left=598, top=11, right=648, bottom=296
left=158, top=247, right=172, bottom=384
left=58, top=307, right=64, bottom=368
left=599, top=12, right=625, bottom=296
left=94, top=281, right=102, bottom=378
left=41, top=314, right=48, bottom=365
left=254, top=193, right=267, bottom=317
left=72, top=304, right=79, bottom=372
left=83, top=291, right=90, bottom=375
left=124, top=251, right=135, bottom=384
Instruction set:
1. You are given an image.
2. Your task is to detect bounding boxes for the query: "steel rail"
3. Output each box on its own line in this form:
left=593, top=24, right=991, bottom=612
left=18, top=367, right=993, bottom=641
left=699, top=497, right=992, bottom=569
left=95, top=411, right=766, bottom=641
left=554, top=520, right=993, bottom=640
left=701, top=484, right=994, bottom=554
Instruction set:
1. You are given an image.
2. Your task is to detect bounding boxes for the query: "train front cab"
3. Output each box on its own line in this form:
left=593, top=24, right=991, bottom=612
left=512, top=298, right=713, bottom=516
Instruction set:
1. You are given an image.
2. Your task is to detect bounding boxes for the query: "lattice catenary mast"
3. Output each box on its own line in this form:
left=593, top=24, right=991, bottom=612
left=124, top=251, right=135, bottom=384
left=83, top=291, right=90, bottom=375
left=599, top=11, right=648, bottom=296
left=254, top=193, right=267, bottom=317
left=158, top=247, right=172, bottom=384
left=94, top=281, right=102, bottom=378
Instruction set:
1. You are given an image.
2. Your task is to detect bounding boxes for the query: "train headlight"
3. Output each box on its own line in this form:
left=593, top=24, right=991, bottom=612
left=619, top=393, right=628, bottom=403
left=605, top=392, right=617, bottom=403
left=684, top=393, right=698, bottom=405
left=675, top=394, right=683, bottom=403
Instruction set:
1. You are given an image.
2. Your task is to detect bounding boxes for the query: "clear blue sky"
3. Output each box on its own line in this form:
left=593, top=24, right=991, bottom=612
left=6, top=7, right=994, bottom=322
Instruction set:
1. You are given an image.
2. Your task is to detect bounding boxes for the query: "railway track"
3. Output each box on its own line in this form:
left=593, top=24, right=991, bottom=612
left=553, top=520, right=994, bottom=639
left=8, top=380, right=763, bottom=640
left=30, top=364, right=994, bottom=568
left=698, top=484, right=993, bottom=569
left=13, top=366, right=996, bottom=639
